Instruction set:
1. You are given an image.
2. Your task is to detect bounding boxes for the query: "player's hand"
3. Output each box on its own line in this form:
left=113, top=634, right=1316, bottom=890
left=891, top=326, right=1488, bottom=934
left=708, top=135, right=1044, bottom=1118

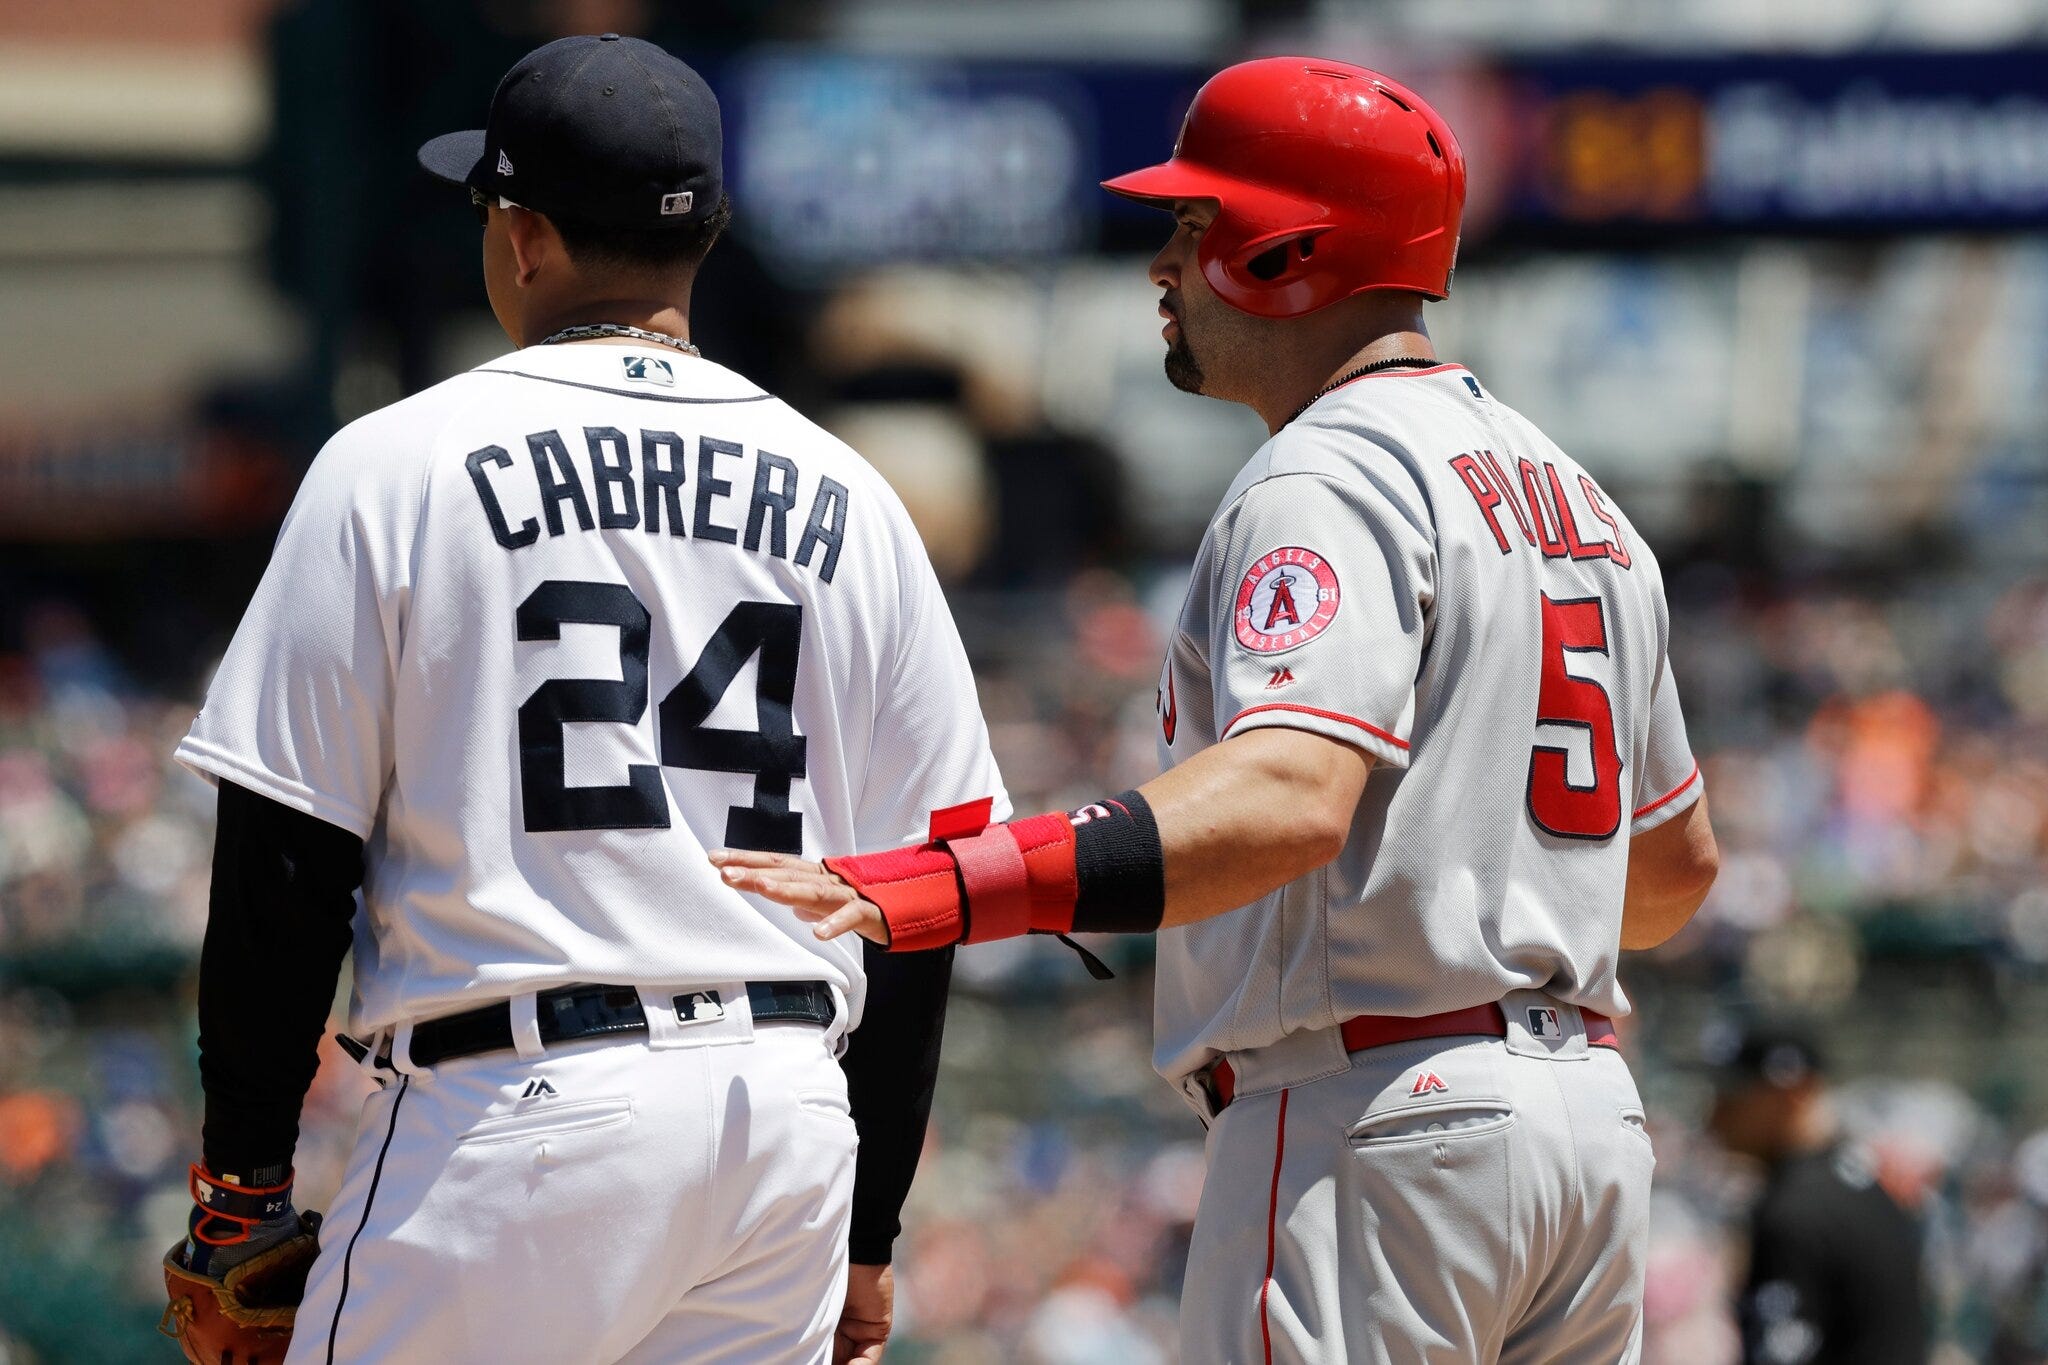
left=708, top=850, right=890, bottom=945
left=834, top=1262, right=893, bottom=1363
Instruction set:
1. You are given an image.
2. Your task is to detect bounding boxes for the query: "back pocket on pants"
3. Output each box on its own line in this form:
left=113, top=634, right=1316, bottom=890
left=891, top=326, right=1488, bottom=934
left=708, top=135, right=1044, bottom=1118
left=1349, top=1099, right=1516, bottom=1149
left=458, top=1097, right=634, bottom=1146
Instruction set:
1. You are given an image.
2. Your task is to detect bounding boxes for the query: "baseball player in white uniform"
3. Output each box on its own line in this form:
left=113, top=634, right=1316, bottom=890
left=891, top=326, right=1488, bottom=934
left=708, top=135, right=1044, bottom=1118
left=716, top=58, right=1721, bottom=1364
left=164, top=36, right=1000, bottom=1364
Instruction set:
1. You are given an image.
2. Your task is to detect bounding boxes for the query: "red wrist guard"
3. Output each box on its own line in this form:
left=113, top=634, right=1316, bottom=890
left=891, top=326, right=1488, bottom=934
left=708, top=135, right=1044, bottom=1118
left=823, top=798, right=1078, bottom=951
left=188, top=1164, right=295, bottom=1246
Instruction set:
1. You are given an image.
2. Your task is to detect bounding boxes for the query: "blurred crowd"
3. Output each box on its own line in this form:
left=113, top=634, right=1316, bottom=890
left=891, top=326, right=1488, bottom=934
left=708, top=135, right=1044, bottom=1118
left=3, top=548, right=2048, bottom=1360
left=0, top=604, right=212, bottom=956
left=1666, top=571, right=2048, bottom=991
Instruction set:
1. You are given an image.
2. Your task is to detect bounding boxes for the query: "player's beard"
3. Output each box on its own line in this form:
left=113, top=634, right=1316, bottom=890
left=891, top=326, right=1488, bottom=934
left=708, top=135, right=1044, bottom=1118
left=1164, top=330, right=1205, bottom=394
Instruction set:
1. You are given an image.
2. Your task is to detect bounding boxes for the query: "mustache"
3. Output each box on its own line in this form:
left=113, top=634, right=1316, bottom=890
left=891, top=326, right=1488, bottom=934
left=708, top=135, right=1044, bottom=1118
left=1160, top=291, right=1182, bottom=321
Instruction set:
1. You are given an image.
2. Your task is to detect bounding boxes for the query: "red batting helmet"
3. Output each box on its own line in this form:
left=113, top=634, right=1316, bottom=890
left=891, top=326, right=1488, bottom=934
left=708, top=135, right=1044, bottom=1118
left=1102, top=57, right=1466, bottom=319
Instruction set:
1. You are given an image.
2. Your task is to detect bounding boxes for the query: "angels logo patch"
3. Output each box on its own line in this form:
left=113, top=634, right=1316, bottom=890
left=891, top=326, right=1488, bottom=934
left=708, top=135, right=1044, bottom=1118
left=1234, top=547, right=1340, bottom=654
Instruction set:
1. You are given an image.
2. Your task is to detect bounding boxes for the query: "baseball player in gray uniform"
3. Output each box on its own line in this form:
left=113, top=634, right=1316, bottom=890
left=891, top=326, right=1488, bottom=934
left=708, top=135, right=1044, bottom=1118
left=717, top=57, right=1720, bottom=1364
left=164, top=37, right=1002, bottom=1364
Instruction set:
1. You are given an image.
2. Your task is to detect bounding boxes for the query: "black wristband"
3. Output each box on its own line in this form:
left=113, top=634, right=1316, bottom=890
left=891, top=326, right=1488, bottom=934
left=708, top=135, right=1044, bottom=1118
left=1070, top=789, right=1166, bottom=933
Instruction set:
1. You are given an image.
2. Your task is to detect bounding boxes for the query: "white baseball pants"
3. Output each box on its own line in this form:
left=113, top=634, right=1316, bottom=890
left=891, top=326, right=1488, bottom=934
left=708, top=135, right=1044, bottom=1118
left=1180, top=992, right=1654, bottom=1364
left=286, top=986, right=857, bottom=1364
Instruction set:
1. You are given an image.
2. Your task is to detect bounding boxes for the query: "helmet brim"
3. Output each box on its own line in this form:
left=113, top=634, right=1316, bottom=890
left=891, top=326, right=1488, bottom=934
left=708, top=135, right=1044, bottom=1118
left=1100, top=159, right=1321, bottom=231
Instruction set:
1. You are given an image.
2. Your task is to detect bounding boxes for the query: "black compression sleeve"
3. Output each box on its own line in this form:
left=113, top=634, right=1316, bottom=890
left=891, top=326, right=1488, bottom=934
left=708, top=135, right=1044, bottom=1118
left=840, top=940, right=954, bottom=1265
left=197, top=781, right=364, bottom=1179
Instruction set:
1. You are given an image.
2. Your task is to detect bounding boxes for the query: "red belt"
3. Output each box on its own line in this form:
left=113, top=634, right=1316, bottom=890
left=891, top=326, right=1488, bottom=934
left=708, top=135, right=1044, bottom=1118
left=1204, top=1003, right=1617, bottom=1113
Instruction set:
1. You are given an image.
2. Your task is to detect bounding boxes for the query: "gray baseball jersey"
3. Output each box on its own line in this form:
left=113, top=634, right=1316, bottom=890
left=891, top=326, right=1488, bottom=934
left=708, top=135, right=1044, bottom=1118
left=1152, top=363, right=1701, bottom=1085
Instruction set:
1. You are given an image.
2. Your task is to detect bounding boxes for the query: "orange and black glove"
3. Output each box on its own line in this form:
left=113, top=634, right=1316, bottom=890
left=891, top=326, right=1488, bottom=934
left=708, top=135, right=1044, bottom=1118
left=160, top=1164, right=322, bottom=1365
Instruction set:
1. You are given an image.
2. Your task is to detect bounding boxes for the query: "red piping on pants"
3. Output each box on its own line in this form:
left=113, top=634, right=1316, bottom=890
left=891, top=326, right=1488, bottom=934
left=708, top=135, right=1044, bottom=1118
left=1261, top=1087, right=1291, bottom=1364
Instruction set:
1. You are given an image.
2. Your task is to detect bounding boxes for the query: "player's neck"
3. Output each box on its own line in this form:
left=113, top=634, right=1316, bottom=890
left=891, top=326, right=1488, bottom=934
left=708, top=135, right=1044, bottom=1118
left=518, top=295, right=694, bottom=349
left=1252, top=299, right=1435, bottom=434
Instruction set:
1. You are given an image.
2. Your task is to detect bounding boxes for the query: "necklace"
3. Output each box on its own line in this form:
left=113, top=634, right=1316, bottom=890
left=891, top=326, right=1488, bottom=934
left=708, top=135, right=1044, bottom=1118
left=1286, top=356, right=1440, bottom=425
left=538, top=323, right=700, bottom=356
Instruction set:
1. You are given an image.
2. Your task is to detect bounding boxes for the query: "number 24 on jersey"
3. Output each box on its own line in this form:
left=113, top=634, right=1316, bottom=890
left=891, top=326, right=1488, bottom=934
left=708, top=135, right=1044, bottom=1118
left=514, top=579, right=807, bottom=852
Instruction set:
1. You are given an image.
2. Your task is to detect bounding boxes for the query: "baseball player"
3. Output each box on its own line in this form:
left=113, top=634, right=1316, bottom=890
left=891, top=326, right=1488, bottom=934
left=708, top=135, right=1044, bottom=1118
left=164, top=36, right=1002, bottom=1364
left=715, top=58, right=1721, bottom=1363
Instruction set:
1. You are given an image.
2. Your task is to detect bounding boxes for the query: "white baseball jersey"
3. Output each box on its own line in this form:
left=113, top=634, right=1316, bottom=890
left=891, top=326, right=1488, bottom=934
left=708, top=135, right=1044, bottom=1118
left=178, top=342, right=1007, bottom=1035
left=1152, top=363, right=1701, bottom=1084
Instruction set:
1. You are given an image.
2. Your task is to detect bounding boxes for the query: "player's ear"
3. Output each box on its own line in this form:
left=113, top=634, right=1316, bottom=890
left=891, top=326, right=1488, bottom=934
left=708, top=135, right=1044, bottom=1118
left=505, top=207, right=553, bottom=289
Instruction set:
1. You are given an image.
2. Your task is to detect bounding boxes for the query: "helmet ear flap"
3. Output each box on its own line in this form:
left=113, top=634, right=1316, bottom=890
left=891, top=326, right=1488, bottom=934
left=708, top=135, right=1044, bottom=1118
left=1243, top=232, right=1320, bottom=283
left=1202, top=221, right=1332, bottom=318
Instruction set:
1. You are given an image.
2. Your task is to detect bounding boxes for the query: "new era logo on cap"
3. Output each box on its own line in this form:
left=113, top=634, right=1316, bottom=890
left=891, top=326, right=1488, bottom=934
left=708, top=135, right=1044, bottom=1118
left=498, top=150, right=514, bottom=176
left=660, top=191, right=693, bottom=216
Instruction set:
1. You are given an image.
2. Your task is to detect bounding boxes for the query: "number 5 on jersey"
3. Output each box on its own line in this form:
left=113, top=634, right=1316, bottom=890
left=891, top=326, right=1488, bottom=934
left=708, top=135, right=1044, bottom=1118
left=1527, top=594, right=1622, bottom=841
left=515, top=580, right=806, bottom=851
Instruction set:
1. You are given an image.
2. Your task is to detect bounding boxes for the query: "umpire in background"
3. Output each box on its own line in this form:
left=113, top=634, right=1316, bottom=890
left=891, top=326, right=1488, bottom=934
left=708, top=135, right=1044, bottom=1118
left=1709, top=1023, right=1929, bottom=1365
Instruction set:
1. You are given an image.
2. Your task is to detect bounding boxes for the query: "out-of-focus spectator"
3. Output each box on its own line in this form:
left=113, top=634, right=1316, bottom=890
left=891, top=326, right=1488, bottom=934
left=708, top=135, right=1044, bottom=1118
left=1710, top=1023, right=1928, bottom=1365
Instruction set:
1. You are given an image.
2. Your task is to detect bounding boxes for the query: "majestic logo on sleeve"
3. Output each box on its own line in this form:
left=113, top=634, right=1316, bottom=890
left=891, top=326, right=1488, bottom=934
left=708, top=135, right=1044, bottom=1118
left=1234, top=547, right=1340, bottom=654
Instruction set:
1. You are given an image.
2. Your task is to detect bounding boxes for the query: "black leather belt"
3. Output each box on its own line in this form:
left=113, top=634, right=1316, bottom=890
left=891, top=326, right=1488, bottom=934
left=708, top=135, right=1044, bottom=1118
left=337, top=980, right=836, bottom=1069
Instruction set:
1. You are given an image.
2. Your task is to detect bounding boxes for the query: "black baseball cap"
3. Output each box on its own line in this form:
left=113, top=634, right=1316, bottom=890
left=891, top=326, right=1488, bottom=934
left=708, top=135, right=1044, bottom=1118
left=417, top=34, right=722, bottom=230
left=1716, top=1021, right=1827, bottom=1091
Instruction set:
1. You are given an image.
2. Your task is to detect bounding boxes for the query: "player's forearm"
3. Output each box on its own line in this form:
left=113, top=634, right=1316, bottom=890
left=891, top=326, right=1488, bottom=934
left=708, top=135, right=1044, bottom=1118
left=1145, top=727, right=1373, bottom=928
left=714, top=728, right=1374, bottom=949
left=840, top=942, right=953, bottom=1264
left=197, top=782, right=362, bottom=1177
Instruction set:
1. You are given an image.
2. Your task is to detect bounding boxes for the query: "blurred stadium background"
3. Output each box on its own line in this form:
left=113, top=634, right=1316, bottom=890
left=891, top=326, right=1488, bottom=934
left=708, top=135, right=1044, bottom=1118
left=3, top=0, right=2048, bottom=1360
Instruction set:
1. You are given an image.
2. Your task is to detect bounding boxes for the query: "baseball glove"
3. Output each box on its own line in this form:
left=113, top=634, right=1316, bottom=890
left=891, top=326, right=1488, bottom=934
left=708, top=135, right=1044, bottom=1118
left=160, top=1212, right=322, bottom=1365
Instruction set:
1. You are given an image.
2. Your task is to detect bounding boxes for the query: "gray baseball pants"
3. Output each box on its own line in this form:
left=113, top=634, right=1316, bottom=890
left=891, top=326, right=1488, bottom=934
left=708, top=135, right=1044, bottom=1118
left=1179, top=993, right=1654, bottom=1364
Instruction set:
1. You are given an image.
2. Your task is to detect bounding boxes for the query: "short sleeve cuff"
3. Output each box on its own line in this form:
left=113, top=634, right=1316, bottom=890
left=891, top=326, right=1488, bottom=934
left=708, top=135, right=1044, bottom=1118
left=1630, top=762, right=1702, bottom=836
left=174, top=737, right=378, bottom=842
left=1220, top=703, right=1412, bottom=769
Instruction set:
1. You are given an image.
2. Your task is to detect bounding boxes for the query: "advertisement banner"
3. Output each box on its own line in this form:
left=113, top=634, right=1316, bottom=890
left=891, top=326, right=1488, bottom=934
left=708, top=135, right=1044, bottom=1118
left=1496, top=51, right=2048, bottom=232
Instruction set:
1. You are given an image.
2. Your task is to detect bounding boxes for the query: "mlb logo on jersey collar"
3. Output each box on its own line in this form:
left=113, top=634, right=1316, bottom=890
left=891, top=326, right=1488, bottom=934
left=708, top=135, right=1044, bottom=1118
left=622, top=354, right=675, bottom=386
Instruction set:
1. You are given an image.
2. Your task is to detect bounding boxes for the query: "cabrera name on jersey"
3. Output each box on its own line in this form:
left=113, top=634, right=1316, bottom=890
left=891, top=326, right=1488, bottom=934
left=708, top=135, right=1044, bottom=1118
left=177, top=345, right=1005, bottom=1036
left=464, top=376, right=848, bottom=571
